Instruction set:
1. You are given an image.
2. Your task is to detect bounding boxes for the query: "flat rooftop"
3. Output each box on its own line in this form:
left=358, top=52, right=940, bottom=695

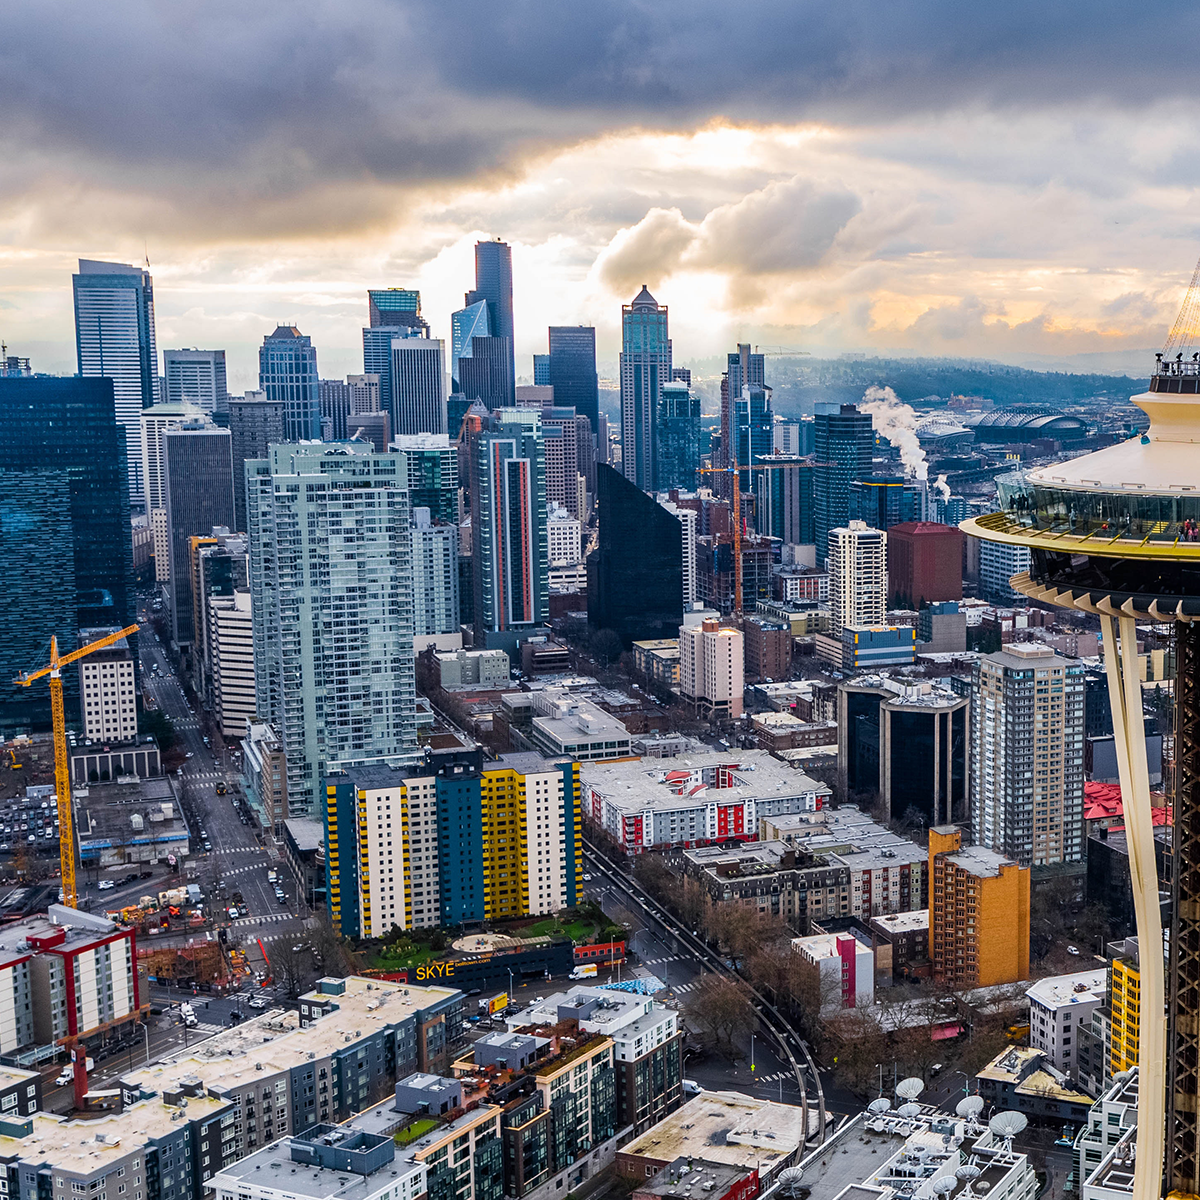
left=122, top=977, right=461, bottom=1098
left=1026, top=969, right=1107, bottom=1010
left=212, top=1133, right=424, bottom=1200
left=640, top=1158, right=754, bottom=1199
left=620, top=1090, right=805, bottom=1177
left=0, top=1092, right=232, bottom=1174
left=872, top=909, right=929, bottom=935
left=0, top=904, right=127, bottom=956
left=943, top=843, right=1020, bottom=878
left=583, top=751, right=828, bottom=813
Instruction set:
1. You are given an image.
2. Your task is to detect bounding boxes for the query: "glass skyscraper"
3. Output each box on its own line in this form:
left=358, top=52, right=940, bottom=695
left=655, top=378, right=701, bottom=491
left=587, top=464, right=683, bottom=647
left=163, top=349, right=227, bottom=415
left=466, top=240, right=514, bottom=397
left=391, top=338, right=447, bottom=435
left=458, top=335, right=514, bottom=409
left=451, top=299, right=489, bottom=391
left=163, top=420, right=235, bottom=647
left=0, top=377, right=134, bottom=731
left=733, top=384, right=774, bottom=491
left=548, top=326, right=599, bottom=432
left=246, top=442, right=421, bottom=816
left=73, top=258, right=158, bottom=507
left=468, top=408, right=548, bottom=650
left=620, top=286, right=671, bottom=492
left=258, top=326, right=321, bottom=441
left=368, top=288, right=428, bottom=333
left=814, top=403, right=875, bottom=561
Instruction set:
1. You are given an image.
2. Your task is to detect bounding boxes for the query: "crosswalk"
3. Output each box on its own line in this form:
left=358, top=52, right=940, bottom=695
left=232, top=913, right=293, bottom=927
left=214, top=848, right=267, bottom=858
left=670, top=981, right=697, bottom=994
left=642, top=956, right=684, bottom=967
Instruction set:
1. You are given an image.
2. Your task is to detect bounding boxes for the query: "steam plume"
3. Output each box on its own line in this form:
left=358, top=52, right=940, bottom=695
left=934, top=473, right=951, bottom=502
left=861, top=385, right=928, bottom=480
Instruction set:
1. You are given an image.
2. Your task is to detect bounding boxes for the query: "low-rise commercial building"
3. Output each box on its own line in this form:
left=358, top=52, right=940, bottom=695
left=751, top=713, right=836, bottom=754
left=869, top=909, right=930, bottom=984
left=583, top=751, right=830, bottom=853
left=526, top=692, right=632, bottom=762
left=243, top=722, right=288, bottom=838
left=616, top=1091, right=805, bottom=1184
left=77, top=777, right=190, bottom=867
left=633, top=1160, right=758, bottom=1200
left=976, top=1046, right=1093, bottom=1124
left=436, top=649, right=510, bottom=689
left=739, top=615, right=791, bottom=683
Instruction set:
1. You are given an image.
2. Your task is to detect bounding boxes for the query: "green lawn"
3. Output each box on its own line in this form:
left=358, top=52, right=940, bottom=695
left=395, top=1118, right=439, bottom=1145
left=525, top=916, right=597, bottom=942
left=370, top=945, right=435, bottom=970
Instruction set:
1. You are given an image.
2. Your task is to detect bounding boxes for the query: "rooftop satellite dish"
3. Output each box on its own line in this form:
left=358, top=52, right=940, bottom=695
left=931, top=1177, right=957, bottom=1198
left=956, top=1096, right=985, bottom=1122
left=778, top=1168, right=804, bottom=1197
left=868, top=1097, right=892, bottom=1115
left=898, top=1102, right=922, bottom=1119
left=955, top=1167, right=981, bottom=1183
left=896, top=1077, right=925, bottom=1100
left=989, top=1111, right=1028, bottom=1151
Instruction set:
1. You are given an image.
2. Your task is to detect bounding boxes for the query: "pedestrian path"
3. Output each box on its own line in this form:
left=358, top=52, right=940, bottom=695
left=214, top=848, right=266, bottom=858
left=642, top=956, right=684, bottom=967
left=671, top=981, right=697, bottom=994
left=232, top=912, right=292, bottom=927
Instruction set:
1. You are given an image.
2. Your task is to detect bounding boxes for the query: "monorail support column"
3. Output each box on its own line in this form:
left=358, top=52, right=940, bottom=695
left=1170, top=620, right=1200, bottom=1200
left=1100, top=611, right=1167, bottom=1200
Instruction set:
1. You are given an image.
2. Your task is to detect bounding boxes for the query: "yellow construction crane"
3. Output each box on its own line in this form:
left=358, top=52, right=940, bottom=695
left=15, top=624, right=139, bottom=907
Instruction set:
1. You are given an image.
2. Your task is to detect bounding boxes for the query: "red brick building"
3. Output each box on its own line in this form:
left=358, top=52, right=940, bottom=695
left=887, top=522, right=963, bottom=609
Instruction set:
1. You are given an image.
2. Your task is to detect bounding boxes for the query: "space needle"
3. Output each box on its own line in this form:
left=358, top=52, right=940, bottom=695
left=963, top=269, right=1200, bottom=1200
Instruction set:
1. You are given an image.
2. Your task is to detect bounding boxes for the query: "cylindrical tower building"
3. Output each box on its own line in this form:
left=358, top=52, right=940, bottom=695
left=962, top=354, right=1200, bottom=1200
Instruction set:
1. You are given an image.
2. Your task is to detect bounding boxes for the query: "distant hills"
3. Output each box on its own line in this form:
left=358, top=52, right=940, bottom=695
left=760, top=356, right=1148, bottom=415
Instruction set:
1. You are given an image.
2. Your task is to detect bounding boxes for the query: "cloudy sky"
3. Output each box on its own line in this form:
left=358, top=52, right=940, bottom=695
left=3, top=1, right=1200, bottom=388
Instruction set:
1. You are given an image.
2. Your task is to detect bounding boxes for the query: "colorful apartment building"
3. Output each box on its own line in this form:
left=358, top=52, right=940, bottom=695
left=325, top=750, right=581, bottom=938
left=929, top=824, right=1030, bottom=988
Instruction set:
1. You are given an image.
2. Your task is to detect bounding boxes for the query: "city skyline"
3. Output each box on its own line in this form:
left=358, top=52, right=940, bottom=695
left=7, top=8, right=1200, bottom=381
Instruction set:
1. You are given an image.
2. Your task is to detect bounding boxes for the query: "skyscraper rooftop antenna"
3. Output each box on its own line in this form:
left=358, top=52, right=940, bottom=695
left=1164, top=251, right=1200, bottom=357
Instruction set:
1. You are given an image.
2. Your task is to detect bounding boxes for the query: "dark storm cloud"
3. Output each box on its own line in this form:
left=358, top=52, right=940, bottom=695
left=0, top=0, right=1195, bottom=235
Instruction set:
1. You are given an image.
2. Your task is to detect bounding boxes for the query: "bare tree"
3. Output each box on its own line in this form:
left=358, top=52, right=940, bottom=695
left=681, top=973, right=758, bottom=1057
left=270, top=941, right=307, bottom=1001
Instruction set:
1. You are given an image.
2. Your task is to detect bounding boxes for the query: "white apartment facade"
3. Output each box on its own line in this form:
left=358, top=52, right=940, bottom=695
left=1027, top=969, right=1107, bottom=1076
left=828, top=521, right=887, bottom=637
left=211, top=590, right=255, bottom=740
left=679, top=618, right=744, bottom=718
left=79, top=637, right=137, bottom=743
left=660, top=500, right=698, bottom=607
left=411, top=507, right=459, bottom=638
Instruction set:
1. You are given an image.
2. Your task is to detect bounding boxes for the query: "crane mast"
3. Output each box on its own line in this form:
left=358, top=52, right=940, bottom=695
left=16, top=624, right=140, bottom=908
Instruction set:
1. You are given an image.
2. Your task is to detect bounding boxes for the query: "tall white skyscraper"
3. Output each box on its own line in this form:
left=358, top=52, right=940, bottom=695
left=391, top=338, right=447, bottom=435
left=163, top=349, right=227, bottom=415
left=828, top=520, right=887, bottom=637
left=73, top=259, right=158, bottom=507
left=971, top=643, right=1085, bottom=868
left=247, top=442, right=421, bottom=815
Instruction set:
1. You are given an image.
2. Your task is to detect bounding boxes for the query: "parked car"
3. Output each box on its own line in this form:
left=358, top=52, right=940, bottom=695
left=97, top=879, right=115, bottom=891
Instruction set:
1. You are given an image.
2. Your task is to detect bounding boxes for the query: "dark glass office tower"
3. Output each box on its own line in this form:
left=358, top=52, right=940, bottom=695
left=228, top=395, right=285, bottom=532
left=548, top=326, right=599, bottom=432
left=164, top=422, right=235, bottom=647
left=458, top=336, right=515, bottom=409
left=259, top=325, right=321, bottom=441
left=451, top=299, right=489, bottom=391
left=587, top=464, right=683, bottom=647
left=814, top=403, right=874, bottom=561
left=0, top=377, right=134, bottom=731
left=466, top=240, right=514, bottom=397
left=533, top=355, right=551, bottom=385
left=655, top=379, right=701, bottom=491
left=719, top=345, right=765, bottom=498
left=73, top=259, right=158, bottom=507
left=850, top=475, right=922, bottom=530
